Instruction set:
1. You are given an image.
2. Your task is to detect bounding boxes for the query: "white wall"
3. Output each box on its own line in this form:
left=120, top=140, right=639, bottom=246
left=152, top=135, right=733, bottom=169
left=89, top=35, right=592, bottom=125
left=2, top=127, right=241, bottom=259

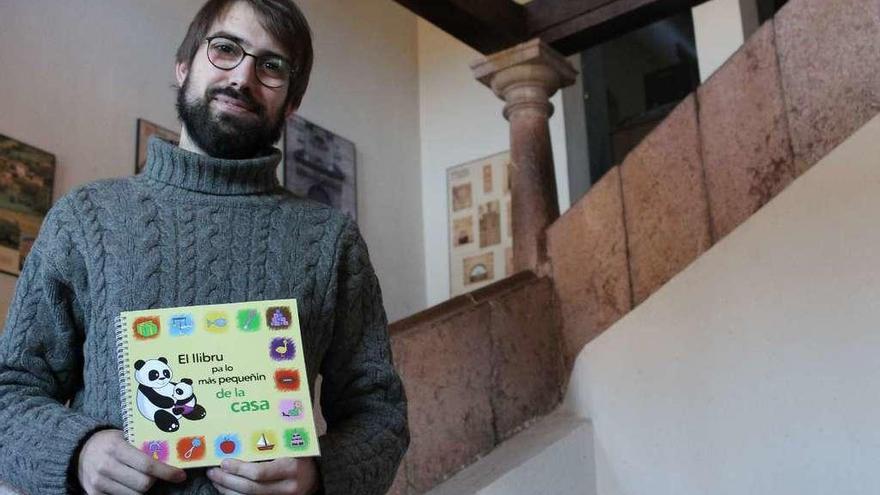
left=564, top=113, right=880, bottom=494
left=418, top=19, right=570, bottom=306
left=295, top=0, right=423, bottom=321
left=0, top=0, right=423, bottom=324
left=692, top=0, right=751, bottom=81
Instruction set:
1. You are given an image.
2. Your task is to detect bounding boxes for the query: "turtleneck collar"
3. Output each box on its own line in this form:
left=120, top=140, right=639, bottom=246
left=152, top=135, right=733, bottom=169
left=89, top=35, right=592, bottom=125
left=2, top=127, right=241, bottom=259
left=143, top=136, right=281, bottom=195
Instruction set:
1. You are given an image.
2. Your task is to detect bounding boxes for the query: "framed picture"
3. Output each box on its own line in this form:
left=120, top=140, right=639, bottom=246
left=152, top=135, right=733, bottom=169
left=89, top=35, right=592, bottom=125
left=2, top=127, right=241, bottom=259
left=135, top=118, right=180, bottom=174
left=282, top=115, right=357, bottom=220
left=0, top=134, right=56, bottom=276
left=447, top=151, right=513, bottom=297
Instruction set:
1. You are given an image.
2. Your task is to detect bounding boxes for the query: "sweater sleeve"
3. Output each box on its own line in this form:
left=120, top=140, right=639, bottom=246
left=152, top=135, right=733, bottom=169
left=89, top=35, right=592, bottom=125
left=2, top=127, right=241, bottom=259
left=0, top=214, right=110, bottom=494
left=315, top=219, right=409, bottom=495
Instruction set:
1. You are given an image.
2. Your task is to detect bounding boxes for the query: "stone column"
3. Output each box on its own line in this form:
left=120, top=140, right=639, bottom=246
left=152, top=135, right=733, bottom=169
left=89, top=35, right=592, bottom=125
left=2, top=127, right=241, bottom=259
left=472, top=39, right=577, bottom=272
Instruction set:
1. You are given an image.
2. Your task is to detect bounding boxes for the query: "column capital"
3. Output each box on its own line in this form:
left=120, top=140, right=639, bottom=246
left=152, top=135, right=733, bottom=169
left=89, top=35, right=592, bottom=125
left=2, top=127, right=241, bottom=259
left=471, top=38, right=577, bottom=120
left=470, top=39, right=577, bottom=272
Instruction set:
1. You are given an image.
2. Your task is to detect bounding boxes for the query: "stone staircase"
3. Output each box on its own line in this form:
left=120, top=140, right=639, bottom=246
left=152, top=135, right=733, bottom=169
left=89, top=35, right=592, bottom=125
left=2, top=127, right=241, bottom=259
left=387, top=0, right=880, bottom=493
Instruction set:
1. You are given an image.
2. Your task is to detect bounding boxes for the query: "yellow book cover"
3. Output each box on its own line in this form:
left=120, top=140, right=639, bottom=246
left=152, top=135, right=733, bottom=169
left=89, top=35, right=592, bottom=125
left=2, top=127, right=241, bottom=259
left=114, top=299, right=320, bottom=468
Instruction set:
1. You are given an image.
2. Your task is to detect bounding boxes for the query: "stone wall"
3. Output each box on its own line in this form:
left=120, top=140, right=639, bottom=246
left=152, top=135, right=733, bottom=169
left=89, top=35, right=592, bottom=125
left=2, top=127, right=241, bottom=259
left=387, top=272, right=565, bottom=494
left=548, top=0, right=880, bottom=368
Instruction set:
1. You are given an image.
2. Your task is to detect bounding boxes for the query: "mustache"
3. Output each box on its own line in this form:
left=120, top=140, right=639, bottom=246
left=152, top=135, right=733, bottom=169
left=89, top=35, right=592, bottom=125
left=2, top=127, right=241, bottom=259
left=208, top=86, right=263, bottom=114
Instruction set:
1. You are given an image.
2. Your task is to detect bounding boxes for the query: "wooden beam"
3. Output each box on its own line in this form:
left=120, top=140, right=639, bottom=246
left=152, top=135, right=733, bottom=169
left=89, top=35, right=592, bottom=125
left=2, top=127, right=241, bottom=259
left=393, top=0, right=711, bottom=56
left=526, top=0, right=710, bottom=55
left=526, top=0, right=617, bottom=33
left=392, top=0, right=528, bottom=55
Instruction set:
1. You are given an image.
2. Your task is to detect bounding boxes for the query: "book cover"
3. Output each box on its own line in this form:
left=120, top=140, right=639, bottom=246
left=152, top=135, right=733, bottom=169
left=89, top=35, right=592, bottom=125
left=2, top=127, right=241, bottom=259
left=114, top=299, right=320, bottom=468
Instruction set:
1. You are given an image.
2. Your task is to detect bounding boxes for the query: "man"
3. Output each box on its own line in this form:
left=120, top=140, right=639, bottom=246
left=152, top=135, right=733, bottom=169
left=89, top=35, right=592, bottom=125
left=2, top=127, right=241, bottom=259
left=0, top=1, right=409, bottom=494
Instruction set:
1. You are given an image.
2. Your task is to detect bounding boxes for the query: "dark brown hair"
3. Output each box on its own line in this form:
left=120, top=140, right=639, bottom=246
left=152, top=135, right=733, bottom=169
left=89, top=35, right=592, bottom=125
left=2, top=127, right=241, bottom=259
left=176, top=0, right=313, bottom=109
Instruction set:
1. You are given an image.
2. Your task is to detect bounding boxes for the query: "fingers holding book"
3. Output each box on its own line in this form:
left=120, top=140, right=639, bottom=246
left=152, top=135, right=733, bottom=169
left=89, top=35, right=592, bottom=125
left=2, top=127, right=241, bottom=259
left=207, top=457, right=319, bottom=495
left=77, top=429, right=187, bottom=494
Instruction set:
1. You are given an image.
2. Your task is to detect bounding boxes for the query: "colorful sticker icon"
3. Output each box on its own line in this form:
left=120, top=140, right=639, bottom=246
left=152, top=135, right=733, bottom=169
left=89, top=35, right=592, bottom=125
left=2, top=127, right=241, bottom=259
left=169, top=314, right=194, bottom=337
left=236, top=308, right=261, bottom=332
left=269, top=337, right=296, bottom=361
left=205, top=311, right=229, bottom=334
left=141, top=440, right=169, bottom=462
left=266, top=306, right=292, bottom=330
left=250, top=430, right=279, bottom=453
left=176, top=436, right=206, bottom=461
left=279, top=399, right=304, bottom=422
left=133, top=317, right=160, bottom=340
left=283, top=428, right=310, bottom=452
left=214, top=434, right=242, bottom=458
left=274, top=369, right=301, bottom=391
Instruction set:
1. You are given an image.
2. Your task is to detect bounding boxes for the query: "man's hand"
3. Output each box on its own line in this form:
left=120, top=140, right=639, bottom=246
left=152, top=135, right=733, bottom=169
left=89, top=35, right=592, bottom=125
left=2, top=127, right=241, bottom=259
left=77, top=429, right=186, bottom=494
left=207, top=457, right=319, bottom=495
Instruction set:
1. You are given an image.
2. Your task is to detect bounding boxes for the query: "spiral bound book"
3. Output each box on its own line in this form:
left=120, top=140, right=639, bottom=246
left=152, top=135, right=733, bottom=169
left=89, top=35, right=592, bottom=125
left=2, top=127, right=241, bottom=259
left=114, top=299, right=321, bottom=468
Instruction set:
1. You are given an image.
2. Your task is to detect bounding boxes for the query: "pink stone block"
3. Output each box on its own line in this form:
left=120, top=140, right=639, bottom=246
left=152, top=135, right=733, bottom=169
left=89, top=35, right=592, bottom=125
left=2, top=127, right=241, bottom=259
left=775, top=0, right=880, bottom=171
left=621, top=95, right=712, bottom=304
left=392, top=306, right=496, bottom=492
left=698, top=20, right=797, bottom=240
left=547, top=167, right=632, bottom=367
left=488, top=278, right=564, bottom=439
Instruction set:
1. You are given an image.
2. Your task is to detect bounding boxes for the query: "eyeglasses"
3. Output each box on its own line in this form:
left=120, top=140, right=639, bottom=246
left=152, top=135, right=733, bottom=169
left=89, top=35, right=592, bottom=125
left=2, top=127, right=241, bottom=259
left=205, top=36, right=294, bottom=89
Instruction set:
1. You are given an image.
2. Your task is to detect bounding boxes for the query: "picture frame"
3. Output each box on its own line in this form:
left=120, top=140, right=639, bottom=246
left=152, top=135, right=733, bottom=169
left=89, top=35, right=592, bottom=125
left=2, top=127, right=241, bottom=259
left=0, top=133, right=56, bottom=277
left=135, top=118, right=180, bottom=174
left=282, top=115, right=357, bottom=220
left=447, top=150, right=513, bottom=297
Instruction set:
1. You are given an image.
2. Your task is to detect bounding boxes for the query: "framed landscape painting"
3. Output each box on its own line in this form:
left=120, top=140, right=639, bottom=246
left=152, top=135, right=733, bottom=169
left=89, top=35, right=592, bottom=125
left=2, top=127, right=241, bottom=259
left=0, top=134, right=55, bottom=276
left=135, top=118, right=180, bottom=174
left=282, top=115, right=357, bottom=220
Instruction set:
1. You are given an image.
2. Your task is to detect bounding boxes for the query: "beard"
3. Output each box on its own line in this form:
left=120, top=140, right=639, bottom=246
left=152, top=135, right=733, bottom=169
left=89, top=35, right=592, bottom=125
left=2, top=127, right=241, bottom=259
left=176, top=76, right=286, bottom=160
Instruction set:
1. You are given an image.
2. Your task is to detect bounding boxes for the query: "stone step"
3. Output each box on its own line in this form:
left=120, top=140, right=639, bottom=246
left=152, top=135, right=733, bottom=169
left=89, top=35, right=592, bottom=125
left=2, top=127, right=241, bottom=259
left=426, top=410, right=596, bottom=495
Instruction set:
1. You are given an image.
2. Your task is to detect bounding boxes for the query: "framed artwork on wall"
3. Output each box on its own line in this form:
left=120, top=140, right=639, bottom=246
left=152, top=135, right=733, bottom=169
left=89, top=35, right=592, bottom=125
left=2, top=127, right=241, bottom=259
left=447, top=150, right=513, bottom=297
left=0, top=133, right=56, bottom=276
left=282, top=115, right=357, bottom=220
left=135, top=118, right=180, bottom=174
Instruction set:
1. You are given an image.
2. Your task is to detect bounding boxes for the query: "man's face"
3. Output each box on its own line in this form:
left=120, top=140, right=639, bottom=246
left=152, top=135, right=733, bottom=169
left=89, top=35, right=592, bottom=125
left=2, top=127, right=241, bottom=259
left=175, top=1, right=295, bottom=159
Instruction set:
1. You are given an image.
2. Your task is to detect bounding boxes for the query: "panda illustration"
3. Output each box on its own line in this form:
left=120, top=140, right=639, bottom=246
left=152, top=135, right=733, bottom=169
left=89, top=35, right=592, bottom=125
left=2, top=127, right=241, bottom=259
left=171, top=378, right=207, bottom=420
left=133, top=357, right=180, bottom=432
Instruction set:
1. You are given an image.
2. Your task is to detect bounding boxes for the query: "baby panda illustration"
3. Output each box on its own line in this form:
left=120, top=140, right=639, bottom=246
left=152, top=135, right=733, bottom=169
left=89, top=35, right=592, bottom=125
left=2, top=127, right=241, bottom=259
left=133, top=357, right=179, bottom=432
left=171, top=378, right=206, bottom=420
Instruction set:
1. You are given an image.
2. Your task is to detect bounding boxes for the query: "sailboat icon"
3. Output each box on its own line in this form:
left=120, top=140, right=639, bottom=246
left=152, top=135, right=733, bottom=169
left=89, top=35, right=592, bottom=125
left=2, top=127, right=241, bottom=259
left=256, top=433, right=275, bottom=451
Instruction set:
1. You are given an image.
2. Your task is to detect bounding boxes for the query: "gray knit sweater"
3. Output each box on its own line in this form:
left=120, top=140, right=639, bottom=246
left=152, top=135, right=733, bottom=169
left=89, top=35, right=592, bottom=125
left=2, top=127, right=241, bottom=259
left=0, top=137, right=408, bottom=494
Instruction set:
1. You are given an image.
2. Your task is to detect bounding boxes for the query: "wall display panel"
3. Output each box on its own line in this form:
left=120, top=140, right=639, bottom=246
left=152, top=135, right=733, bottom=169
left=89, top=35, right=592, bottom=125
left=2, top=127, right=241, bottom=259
left=0, top=134, right=56, bottom=276
left=447, top=151, right=513, bottom=297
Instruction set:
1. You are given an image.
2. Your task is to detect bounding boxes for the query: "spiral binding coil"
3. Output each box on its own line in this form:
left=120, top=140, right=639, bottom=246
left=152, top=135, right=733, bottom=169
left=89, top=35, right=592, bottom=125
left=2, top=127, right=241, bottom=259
left=114, top=314, right=136, bottom=445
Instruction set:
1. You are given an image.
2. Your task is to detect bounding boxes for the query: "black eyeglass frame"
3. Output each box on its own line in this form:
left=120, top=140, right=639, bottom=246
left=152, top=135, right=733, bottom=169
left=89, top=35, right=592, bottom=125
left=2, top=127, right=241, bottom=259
left=204, top=36, right=295, bottom=89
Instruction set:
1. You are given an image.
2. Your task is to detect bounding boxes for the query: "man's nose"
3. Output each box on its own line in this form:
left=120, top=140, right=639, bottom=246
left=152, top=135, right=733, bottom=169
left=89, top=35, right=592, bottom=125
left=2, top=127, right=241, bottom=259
left=227, top=55, right=260, bottom=89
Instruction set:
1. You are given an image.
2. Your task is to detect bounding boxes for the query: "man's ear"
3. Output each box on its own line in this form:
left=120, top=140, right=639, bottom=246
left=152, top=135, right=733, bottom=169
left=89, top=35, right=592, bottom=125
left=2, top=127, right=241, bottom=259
left=175, top=61, right=189, bottom=87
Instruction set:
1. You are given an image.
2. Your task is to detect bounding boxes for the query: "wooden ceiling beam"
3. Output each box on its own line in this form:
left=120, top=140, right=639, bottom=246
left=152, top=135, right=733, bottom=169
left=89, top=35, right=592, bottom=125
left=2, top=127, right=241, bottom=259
left=526, top=0, right=710, bottom=55
left=393, top=0, right=711, bottom=56
left=525, top=0, right=617, bottom=33
left=392, top=0, right=528, bottom=54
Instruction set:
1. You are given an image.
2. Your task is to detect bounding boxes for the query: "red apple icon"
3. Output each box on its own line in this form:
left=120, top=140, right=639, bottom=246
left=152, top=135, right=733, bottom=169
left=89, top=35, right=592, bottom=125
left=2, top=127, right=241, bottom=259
left=220, top=439, right=236, bottom=454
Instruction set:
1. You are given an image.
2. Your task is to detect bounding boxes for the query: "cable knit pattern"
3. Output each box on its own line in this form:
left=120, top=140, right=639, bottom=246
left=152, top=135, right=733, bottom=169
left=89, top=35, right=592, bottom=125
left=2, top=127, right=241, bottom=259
left=0, top=137, right=408, bottom=495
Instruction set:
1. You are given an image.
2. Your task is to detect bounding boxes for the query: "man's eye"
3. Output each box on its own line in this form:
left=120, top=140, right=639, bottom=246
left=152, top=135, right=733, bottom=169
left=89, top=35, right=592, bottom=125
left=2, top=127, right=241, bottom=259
left=210, top=41, right=238, bottom=55
left=262, top=59, right=284, bottom=73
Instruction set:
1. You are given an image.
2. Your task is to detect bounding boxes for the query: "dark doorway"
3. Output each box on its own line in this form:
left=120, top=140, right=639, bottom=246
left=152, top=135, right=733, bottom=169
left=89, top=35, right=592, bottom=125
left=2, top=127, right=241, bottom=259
left=757, top=0, right=790, bottom=24
left=580, top=10, right=700, bottom=185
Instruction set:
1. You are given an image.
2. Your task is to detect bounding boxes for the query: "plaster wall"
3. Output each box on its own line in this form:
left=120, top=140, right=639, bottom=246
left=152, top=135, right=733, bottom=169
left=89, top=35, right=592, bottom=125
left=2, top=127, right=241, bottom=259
left=0, top=0, right=423, bottom=324
left=692, top=0, right=747, bottom=81
left=417, top=19, right=570, bottom=306
left=564, top=113, right=880, bottom=494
